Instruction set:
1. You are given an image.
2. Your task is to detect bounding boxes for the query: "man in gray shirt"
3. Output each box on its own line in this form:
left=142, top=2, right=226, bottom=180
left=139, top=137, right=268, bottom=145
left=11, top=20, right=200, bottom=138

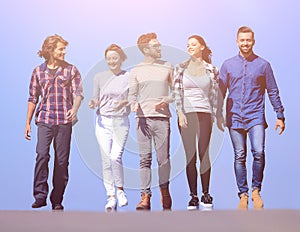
left=128, top=32, right=173, bottom=211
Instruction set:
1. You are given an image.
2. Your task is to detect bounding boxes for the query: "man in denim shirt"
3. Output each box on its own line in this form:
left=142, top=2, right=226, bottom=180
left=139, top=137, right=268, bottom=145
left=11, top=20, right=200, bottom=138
left=217, top=26, right=285, bottom=210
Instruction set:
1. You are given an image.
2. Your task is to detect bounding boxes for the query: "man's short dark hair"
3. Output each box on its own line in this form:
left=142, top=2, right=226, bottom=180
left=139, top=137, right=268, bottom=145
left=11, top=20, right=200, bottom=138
left=137, top=32, right=157, bottom=54
left=237, top=26, right=255, bottom=38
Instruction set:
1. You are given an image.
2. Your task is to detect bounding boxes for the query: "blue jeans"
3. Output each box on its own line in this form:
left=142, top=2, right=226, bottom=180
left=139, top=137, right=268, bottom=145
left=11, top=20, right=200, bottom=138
left=229, top=125, right=265, bottom=196
left=34, top=123, right=72, bottom=205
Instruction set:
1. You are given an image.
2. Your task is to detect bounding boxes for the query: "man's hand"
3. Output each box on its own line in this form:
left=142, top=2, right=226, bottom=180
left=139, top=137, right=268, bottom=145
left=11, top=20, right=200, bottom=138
left=275, top=119, right=285, bottom=135
left=24, top=123, right=31, bottom=140
left=155, top=96, right=171, bottom=110
left=155, top=101, right=168, bottom=110
left=131, top=102, right=139, bottom=112
left=66, top=109, right=78, bottom=124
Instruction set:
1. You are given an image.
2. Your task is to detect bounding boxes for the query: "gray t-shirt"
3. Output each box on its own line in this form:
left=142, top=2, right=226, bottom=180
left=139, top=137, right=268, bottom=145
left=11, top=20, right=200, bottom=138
left=92, top=70, right=130, bottom=117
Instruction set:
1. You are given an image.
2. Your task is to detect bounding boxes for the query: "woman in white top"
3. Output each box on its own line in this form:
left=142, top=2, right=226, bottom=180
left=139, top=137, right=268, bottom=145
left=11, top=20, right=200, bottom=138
left=174, top=35, right=219, bottom=210
left=89, top=44, right=130, bottom=212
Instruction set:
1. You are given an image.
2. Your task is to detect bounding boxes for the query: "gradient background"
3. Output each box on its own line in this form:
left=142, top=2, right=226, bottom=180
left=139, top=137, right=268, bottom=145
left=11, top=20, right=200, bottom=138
left=1, top=0, right=299, bottom=212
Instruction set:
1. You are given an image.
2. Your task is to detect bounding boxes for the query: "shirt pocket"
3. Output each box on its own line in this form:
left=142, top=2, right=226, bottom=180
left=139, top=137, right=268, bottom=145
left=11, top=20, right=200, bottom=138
left=56, top=75, right=71, bottom=88
left=250, top=73, right=265, bottom=87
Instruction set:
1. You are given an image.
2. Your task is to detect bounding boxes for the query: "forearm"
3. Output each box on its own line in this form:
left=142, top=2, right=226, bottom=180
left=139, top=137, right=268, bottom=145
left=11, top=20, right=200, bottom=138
left=26, top=102, right=36, bottom=125
left=72, top=95, right=83, bottom=113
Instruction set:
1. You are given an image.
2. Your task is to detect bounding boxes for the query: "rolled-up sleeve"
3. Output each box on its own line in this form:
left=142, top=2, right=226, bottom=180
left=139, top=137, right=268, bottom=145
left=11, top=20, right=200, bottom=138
left=173, top=65, right=184, bottom=112
left=71, top=66, right=84, bottom=100
left=28, top=69, right=40, bottom=104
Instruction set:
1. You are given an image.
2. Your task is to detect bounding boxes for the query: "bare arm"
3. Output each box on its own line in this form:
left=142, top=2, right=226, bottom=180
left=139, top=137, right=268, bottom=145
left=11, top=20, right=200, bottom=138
left=89, top=74, right=100, bottom=109
left=66, top=95, right=83, bottom=124
left=68, top=66, right=84, bottom=124
left=24, top=102, right=36, bottom=140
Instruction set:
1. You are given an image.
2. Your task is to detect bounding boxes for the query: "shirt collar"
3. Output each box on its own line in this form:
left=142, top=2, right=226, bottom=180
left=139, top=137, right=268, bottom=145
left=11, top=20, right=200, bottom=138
left=40, top=61, right=68, bottom=75
left=238, top=53, right=258, bottom=62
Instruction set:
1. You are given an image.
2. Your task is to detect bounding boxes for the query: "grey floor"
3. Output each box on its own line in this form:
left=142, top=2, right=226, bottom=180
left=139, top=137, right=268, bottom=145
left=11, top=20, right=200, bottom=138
left=0, top=210, right=299, bottom=232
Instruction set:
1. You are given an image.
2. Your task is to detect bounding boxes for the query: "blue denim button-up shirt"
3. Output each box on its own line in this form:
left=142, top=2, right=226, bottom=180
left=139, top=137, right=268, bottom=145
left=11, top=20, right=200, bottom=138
left=219, top=53, right=284, bottom=130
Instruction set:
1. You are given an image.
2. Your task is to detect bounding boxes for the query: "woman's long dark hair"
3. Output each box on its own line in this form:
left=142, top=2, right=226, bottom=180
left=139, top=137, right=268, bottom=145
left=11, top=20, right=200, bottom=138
left=188, top=35, right=212, bottom=64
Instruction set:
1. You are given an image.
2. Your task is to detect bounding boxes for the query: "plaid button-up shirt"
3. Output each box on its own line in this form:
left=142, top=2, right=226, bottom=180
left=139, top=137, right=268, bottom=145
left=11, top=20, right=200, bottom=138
left=28, top=61, right=83, bottom=125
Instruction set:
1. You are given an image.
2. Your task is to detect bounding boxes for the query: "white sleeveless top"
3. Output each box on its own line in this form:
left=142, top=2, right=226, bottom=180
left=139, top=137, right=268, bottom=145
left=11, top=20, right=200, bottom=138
left=182, top=70, right=212, bottom=114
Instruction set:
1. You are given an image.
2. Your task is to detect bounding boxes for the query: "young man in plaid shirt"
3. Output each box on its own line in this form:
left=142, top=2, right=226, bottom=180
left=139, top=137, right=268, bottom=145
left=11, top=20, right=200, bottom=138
left=24, top=34, right=83, bottom=210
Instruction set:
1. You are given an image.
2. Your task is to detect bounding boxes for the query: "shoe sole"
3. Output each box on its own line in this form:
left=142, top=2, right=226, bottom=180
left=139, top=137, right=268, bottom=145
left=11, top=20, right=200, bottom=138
left=52, top=207, right=64, bottom=211
left=136, top=207, right=151, bottom=211
left=200, top=202, right=213, bottom=208
left=118, top=201, right=128, bottom=207
left=32, top=203, right=47, bottom=208
left=105, top=207, right=117, bottom=213
left=187, top=205, right=199, bottom=210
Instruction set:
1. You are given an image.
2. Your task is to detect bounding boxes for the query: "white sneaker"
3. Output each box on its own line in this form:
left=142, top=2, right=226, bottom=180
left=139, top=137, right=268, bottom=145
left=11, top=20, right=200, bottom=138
left=105, top=197, right=117, bottom=213
left=117, top=190, right=128, bottom=207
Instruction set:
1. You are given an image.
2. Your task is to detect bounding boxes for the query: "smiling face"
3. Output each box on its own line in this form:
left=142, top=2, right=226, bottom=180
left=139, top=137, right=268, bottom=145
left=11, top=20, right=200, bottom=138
left=51, top=42, right=66, bottom=62
left=105, top=50, right=123, bottom=72
left=237, top=32, right=255, bottom=57
left=187, top=37, right=204, bottom=59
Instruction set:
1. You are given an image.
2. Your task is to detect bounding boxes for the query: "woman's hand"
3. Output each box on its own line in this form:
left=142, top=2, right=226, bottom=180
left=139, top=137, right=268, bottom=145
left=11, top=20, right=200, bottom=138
left=178, top=111, right=188, bottom=128
left=89, top=99, right=98, bottom=109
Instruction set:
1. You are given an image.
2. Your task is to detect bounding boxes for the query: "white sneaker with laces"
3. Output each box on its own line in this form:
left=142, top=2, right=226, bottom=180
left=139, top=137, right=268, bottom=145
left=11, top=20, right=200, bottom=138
left=105, top=197, right=117, bottom=213
left=117, top=190, right=128, bottom=207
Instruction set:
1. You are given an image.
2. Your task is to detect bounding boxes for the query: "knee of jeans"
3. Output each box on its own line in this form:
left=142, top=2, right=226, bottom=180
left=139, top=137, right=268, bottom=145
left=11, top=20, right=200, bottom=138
left=252, top=149, right=265, bottom=161
left=36, top=152, right=50, bottom=162
left=140, top=155, right=152, bottom=168
left=234, top=150, right=246, bottom=162
left=56, top=159, right=69, bottom=168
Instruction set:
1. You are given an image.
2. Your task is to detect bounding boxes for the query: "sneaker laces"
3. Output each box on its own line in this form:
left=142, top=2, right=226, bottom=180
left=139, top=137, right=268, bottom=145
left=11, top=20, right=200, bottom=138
left=117, top=190, right=126, bottom=199
left=117, top=190, right=128, bottom=207
left=189, top=196, right=199, bottom=205
left=202, top=193, right=213, bottom=203
left=106, top=197, right=116, bottom=208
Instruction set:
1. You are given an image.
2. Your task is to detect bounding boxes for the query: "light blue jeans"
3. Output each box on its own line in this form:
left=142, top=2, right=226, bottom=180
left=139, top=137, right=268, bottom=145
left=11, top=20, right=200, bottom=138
left=229, top=125, right=265, bottom=196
